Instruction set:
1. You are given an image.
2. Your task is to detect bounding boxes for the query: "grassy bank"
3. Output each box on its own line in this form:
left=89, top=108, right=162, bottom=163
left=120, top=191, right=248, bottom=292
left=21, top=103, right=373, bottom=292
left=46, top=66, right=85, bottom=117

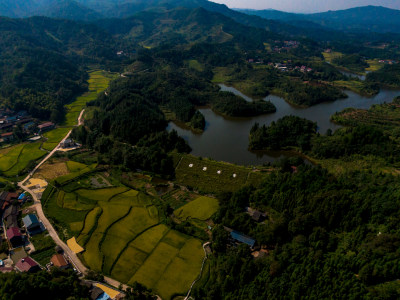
left=173, top=153, right=269, bottom=193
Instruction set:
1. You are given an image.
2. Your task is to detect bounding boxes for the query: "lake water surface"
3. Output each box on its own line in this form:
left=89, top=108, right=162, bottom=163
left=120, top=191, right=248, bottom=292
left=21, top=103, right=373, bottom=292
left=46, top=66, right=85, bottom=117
left=167, top=85, right=400, bottom=165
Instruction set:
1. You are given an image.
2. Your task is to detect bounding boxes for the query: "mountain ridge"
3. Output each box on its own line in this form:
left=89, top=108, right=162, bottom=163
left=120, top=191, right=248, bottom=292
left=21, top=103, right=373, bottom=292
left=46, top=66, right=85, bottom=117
left=237, top=5, right=400, bottom=33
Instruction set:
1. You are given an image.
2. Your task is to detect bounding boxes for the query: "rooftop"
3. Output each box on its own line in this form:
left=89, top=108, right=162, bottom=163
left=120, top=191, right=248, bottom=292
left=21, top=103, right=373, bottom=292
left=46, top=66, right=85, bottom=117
left=1, top=132, right=13, bottom=137
left=51, top=254, right=69, bottom=268
left=230, top=231, right=256, bottom=248
left=23, top=214, right=39, bottom=228
left=15, top=257, right=39, bottom=272
left=38, top=122, right=54, bottom=129
left=7, top=227, right=22, bottom=239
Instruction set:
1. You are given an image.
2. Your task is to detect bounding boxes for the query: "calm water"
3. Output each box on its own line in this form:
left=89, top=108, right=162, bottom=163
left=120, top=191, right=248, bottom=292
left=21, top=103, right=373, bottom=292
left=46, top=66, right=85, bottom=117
left=167, top=85, right=400, bottom=165
left=339, top=70, right=367, bottom=81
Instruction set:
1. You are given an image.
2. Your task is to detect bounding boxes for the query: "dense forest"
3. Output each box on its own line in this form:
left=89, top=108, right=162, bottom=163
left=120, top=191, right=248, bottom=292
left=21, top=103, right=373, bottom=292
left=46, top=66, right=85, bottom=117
left=332, top=54, right=369, bottom=73
left=367, top=64, right=400, bottom=88
left=249, top=116, right=317, bottom=150
left=0, top=16, right=128, bottom=122
left=194, top=167, right=400, bottom=299
left=0, top=269, right=89, bottom=299
left=249, top=115, right=400, bottom=163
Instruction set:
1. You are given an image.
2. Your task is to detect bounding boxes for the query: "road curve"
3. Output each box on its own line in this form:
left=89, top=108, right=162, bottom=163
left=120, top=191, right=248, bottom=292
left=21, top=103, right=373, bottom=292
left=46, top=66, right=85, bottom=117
left=18, top=109, right=129, bottom=291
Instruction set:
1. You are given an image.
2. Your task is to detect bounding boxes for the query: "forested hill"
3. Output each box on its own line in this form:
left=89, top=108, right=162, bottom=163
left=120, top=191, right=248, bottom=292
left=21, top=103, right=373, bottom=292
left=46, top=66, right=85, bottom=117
left=0, top=16, right=123, bottom=122
left=0, top=0, right=352, bottom=41
left=95, top=7, right=280, bottom=48
left=239, top=6, right=400, bottom=34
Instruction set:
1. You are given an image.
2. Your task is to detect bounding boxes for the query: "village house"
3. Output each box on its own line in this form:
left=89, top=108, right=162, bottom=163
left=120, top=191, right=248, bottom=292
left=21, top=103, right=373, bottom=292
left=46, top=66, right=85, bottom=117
left=23, top=214, right=42, bottom=235
left=15, top=257, right=40, bottom=273
left=0, top=191, right=18, bottom=213
left=246, top=207, right=267, bottom=222
left=224, top=227, right=256, bottom=248
left=4, top=205, right=19, bottom=229
left=60, top=138, right=76, bottom=149
left=6, top=227, right=24, bottom=248
left=50, top=254, right=70, bottom=270
left=23, top=121, right=35, bottom=132
left=230, top=230, right=256, bottom=248
left=1, top=132, right=14, bottom=143
left=38, top=122, right=55, bottom=133
left=91, top=286, right=110, bottom=300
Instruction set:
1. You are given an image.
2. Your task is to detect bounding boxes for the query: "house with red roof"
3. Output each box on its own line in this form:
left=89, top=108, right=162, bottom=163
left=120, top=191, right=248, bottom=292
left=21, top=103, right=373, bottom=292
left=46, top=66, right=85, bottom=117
left=1, top=132, right=14, bottom=142
left=50, top=254, right=69, bottom=270
left=6, top=227, right=24, bottom=248
left=15, top=257, right=40, bottom=273
left=38, top=122, right=55, bottom=133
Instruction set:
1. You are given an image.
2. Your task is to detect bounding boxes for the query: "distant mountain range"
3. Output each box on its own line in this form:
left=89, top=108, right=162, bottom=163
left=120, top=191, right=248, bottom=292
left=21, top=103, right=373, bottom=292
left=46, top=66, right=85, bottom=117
left=237, top=6, right=400, bottom=34
left=0, top=0, right=399, bottom=36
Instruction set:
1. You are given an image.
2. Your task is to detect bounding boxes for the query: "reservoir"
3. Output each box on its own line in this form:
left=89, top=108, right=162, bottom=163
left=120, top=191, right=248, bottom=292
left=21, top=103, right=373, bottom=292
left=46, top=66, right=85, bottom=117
left=168, top=85, right=400, bottom=165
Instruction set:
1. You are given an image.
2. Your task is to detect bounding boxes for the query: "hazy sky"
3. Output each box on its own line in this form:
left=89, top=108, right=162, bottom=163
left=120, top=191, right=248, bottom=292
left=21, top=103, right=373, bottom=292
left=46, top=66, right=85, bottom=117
left=210, top=0, right=400, bottom=13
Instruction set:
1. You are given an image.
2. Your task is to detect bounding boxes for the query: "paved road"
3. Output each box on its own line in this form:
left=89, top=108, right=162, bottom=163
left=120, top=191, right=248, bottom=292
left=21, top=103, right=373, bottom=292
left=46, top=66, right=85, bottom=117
left=17, top=109, right=129, bottom=291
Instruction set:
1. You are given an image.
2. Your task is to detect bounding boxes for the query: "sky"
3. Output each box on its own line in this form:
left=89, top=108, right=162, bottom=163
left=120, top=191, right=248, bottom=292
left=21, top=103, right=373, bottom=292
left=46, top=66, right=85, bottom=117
left=210, top=0, right=400, bottom=13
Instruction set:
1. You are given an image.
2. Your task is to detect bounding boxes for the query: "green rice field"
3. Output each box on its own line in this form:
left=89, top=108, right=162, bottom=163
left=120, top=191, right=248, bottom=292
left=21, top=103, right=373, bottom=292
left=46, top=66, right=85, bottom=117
left=63, top=70, right=117, bottom=126
left=42, top=172, right=205, bottom=299
left=174, top=196, right=219, bottom=221
left=0, top=142, right=46, bottom=177
left=0, top=69, right=115, bottom=178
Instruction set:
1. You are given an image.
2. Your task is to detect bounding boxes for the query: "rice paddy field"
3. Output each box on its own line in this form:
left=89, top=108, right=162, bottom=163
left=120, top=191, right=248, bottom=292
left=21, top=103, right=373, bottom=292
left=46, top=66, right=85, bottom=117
left=0, top=142, right=46, bottom=177
left=366, top=59, right=384, bottom=72
left=322, top=51, right=343, bottom=63
left=42, top=171, right=206, bottom=299
left=174, top=196, right=219, bottom=221
left=173, top=154, right=269, bottom=193
left=63, top=70, right=117, bottom=126
left=0, top=69, right=115, bottom=178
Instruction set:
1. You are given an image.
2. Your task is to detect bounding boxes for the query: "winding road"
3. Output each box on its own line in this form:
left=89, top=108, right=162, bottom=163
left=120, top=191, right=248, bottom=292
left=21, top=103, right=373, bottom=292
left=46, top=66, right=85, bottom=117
left=17, top=109, right=129, bottom=291
left=17, top=107, right=197, bottom=299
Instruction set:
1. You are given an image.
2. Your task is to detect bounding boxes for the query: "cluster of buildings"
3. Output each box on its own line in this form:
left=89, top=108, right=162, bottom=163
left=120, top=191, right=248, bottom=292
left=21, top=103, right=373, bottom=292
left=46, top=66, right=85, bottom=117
left=0, top=190, right=122, bottom=299
left=247, top=58, right=264, bottom=64
left=0, top=108, right=55, bottom=144
left=272, top=40, right=300, bottom=53
left=272, top=62, right=313, bottom=73
left=0, top=190, right=72, bottom=274
left=378, top=59, right=398, bottom=65
left=222, top=207, right=273, bottom=259
left=0, top=110, right=32, bottom=143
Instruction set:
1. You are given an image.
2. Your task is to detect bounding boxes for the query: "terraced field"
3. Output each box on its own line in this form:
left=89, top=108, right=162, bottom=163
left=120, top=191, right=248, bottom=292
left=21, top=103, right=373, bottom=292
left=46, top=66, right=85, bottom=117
left=42, top=170, right=205, bottom=299
left=0, top=142, right=46, bottom=177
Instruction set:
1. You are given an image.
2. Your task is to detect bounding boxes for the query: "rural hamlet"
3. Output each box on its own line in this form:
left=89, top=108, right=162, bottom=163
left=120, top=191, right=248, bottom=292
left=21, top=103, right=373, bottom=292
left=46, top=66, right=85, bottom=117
left=0, top=0, right=400, bottom=299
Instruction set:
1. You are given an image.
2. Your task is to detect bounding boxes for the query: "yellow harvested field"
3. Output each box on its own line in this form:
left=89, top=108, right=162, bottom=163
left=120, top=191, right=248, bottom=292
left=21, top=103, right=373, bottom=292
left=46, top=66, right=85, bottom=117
left=95, top=283, right=121, bottom=299
left=26, top=178, right=48, bottom=193
left=36, top=162, right=69, bottom=180
left=67, top=237, right=85, bottom=254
